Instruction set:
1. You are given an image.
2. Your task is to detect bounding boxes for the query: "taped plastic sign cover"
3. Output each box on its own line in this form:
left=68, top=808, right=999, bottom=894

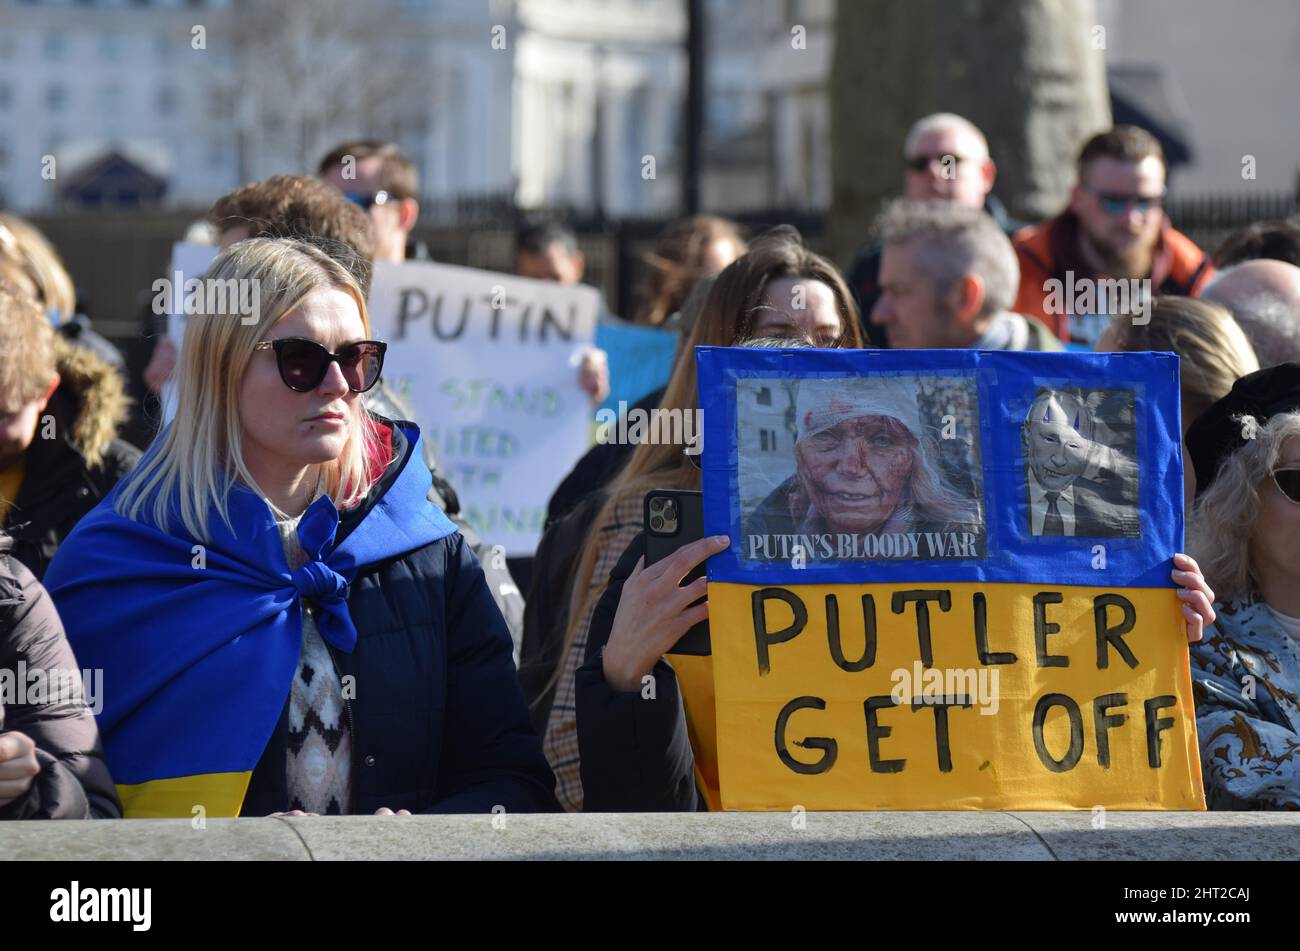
left=694, top=347, right=1203, bottom=811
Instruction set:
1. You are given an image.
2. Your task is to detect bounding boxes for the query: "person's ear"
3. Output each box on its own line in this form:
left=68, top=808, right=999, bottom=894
left=981, top=158, right=997, bottom=194
left=949, top=274, right=985, bottom=326
left=37, top=371, right=60, bottom=411
left=397, top=197, right=419, bottom=233
left=572, top=250, right=586, bottom=282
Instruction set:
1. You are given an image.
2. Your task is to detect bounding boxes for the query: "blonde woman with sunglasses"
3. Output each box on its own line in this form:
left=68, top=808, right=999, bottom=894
left=44, top=238, right=555, bottom=818
left=1185, top=362, right=1300, bottom=808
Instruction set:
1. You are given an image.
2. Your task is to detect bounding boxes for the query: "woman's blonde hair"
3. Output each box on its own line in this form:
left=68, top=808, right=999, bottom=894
left=114, top=238, right=381, bottom=541
left=1188, top=410, right=1300, bottom=601
left=0, top=214, right=77, bottom=322
left=1105, top=296, right=1260, bottom=424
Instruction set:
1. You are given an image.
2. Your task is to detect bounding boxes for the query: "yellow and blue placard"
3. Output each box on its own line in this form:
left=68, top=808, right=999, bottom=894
left=693, top=347, right=1203, bottom=810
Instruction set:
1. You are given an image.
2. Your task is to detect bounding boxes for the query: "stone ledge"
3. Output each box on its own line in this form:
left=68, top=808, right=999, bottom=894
left=2, top=812, right=1296, bottom=861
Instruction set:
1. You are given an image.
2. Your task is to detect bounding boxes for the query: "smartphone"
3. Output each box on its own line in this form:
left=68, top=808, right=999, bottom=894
left=644, top=489, right=710, bottom=656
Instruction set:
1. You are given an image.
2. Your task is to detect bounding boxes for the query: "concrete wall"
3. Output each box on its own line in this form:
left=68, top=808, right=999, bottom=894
left=3, top=812, right=1298, bottom=860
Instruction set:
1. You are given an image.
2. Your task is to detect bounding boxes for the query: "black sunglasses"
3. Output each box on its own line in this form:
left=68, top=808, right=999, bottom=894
left=253, top=337, right=387, bottom=393
left=1086, top=187, right=1165, bottom=215
left=904, top=153, right=967, bottom=173
left=1273, top=467, right=1300, bottom=504
left=343, top=190, right=394, bottom=211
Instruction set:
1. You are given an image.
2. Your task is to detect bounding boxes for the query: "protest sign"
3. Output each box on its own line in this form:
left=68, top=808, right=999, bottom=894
left=159, top=242, right=219, bottom=424
left=368, top=260, right=599, bottom=555
left=594, top=317, right=677, bottom=414
left=693, top=347, right=1203, bottom=810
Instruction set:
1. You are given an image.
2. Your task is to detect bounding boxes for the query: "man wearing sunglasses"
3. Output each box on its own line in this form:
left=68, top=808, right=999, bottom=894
left=317, top=140, right=423, bottom=266
left=846, top=113, right=1024, bottom=348
left=1013, top=125, right=1214, bottom=347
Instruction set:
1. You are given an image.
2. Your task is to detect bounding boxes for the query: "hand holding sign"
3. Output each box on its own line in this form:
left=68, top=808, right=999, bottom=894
left=577, top=346, right=609, bottom=405
left=1172, top=553, right=1215, bottom=642
left=603, top=534, right=730, bottom=693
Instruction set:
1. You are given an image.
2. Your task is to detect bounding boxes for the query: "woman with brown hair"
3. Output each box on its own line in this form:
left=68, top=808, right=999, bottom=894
left=633, top=215, right=747, bottom=327
left=1097, top=295, right=1259, bottom=509
left=541, top=228, right=865, bottom=811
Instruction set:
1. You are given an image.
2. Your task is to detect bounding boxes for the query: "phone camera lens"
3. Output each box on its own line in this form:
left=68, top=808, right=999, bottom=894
left=650, top=515, right=665, bottom=532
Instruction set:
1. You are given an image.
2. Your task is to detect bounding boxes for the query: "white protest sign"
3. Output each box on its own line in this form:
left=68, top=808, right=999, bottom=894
left=368, top=260, right=599, bottom=555
left=158, top=242, right=218, bottom=424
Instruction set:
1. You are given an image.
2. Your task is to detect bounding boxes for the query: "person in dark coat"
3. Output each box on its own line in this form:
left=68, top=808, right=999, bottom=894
left=575, top=530, right=705, bottom=811
left=44, top=239, right=555, bottom=817
left=0, top=285, right=140, bottom=580
left=0, top=531, right=121, bottom=820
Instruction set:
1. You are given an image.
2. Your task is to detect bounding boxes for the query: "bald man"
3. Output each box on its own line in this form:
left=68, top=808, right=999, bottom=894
left=847, top=113, right=1024, bottom=347
left=1199, top=259, right=1300, bottom=367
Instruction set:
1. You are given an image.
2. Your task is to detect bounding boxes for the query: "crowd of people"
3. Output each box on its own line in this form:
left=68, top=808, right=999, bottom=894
left=0, top=112, right=1297, bottom=819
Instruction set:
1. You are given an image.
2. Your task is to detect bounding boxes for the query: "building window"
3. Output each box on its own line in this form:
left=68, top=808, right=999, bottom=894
left=208, top=87, right=234, bottom=121
left=757, top=386, right=772, bottom=406
left=206, top=138, right=226, bottom=170
left=101, top=84, right=123, bottom=113
left=100, top=34, right=122, bottom=62
left=44, top=32, right=66, bottom=61
left=760, top=429, right=778, bottom=452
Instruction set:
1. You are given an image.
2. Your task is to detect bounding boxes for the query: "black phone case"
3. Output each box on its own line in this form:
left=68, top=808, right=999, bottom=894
left=643, top=489, right=710, bottom=656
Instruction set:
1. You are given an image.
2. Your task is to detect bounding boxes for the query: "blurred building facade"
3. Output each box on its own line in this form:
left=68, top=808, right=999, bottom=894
left=3, top=0, right=1292, bottom=217
left=0, top=0, right=838, bottom=216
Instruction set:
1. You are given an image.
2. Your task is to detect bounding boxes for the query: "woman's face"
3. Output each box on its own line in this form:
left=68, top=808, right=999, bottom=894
left=751, top=277, right=843, bottom=346
left=238, top=287, right=366, bottom=477
left=794, top=415, right=916, bottom=533
left=1250, top=434, right=1300, bottom=592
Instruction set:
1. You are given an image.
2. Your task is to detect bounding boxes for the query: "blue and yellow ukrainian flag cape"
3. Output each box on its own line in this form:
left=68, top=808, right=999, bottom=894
left=44, top=421, right=456, bottom=818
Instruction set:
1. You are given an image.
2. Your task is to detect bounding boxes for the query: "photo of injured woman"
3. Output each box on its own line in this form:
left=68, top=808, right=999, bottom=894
left=738, top=374, right=985, bottom=562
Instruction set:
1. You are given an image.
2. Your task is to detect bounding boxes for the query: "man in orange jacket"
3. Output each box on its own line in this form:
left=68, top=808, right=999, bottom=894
left=1013, top=125, right=1214, bottom=348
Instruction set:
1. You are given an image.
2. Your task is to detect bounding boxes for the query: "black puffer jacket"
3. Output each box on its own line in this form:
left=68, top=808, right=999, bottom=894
left=0, top=533, right=121, bottom=819
left=4, top=338, right=140, bottom=580
left=240, top=420, right=557, bottom=815
left=575, top=531, right=703, bottom=812
left=363, top=381, right=524, bottom=665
